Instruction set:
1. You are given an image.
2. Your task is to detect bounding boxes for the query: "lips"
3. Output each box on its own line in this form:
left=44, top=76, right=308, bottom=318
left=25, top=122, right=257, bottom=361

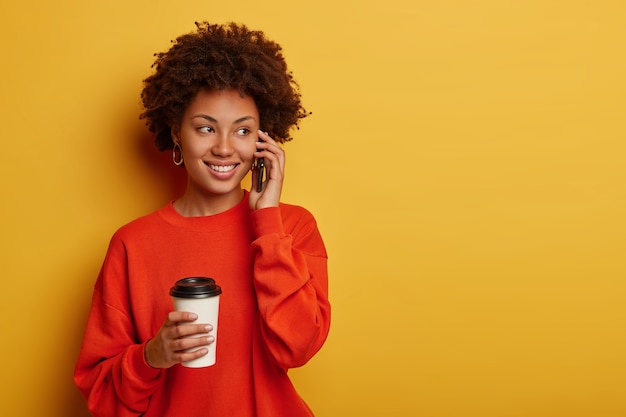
left=207, top=163, right=237, bottom=173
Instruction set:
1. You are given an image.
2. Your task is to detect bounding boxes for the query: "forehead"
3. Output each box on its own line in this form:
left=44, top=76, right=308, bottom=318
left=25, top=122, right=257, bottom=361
left=184, top=88, right=259, bottom=120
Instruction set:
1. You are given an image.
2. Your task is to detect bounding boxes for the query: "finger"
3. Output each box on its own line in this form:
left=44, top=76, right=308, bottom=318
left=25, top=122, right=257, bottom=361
left=264, top=151, right=285, bottom=182
left=257, top=129, right=275, bottom=144
left=255, top=143, right=284, bottom=171
left=255, top=138, right=283, bottom=155
left=167, top=311, right=199, bottom=324
left=171, top=323, right=213, bottom=339
left=173, top=334, right=215, bottom=351
left=257, top=132, right=285, bottom=160
left=255, top=131, right=282, bottom=152
left=177, top=347, right=209, bottom=363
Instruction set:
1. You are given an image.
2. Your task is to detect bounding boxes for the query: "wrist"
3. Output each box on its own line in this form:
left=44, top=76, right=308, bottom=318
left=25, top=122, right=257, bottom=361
left=144, top=339, right=160, bottom=369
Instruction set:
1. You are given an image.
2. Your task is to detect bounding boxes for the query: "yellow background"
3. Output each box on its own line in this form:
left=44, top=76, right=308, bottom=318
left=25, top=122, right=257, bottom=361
left=1, top=1, right=624, bottom=416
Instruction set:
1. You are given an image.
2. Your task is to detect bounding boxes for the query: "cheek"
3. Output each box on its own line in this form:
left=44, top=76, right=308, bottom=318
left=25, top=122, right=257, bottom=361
left=181, top=139, right=209, bottom=157
left=237, top=141, right=258, bottom=161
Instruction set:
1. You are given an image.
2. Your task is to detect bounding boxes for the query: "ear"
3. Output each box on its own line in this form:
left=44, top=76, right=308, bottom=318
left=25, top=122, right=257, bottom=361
left=171, top=125, right=180, bottom=145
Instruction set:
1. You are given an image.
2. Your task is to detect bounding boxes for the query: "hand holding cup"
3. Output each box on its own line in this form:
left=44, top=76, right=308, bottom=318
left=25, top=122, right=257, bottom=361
left=145, top=310, right=214, bottom=369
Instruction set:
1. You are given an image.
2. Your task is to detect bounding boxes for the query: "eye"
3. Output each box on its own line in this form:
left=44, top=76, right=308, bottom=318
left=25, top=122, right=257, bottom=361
left=197, top=126, right=214, bottom=134
left=236, top=127, right=251, bottom=136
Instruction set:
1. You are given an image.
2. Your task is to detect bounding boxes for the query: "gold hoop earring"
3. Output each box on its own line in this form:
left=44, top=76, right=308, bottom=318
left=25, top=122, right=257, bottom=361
left=173, top=143, right=184, bottom=166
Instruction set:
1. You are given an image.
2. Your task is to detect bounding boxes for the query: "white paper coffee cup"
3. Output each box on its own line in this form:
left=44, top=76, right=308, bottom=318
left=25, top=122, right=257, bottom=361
left=170, top=277, right=222, bottom=368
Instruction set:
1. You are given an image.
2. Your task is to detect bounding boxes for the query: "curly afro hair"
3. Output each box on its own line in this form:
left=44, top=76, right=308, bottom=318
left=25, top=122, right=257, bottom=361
left=140, top=21, right=309, bottom=151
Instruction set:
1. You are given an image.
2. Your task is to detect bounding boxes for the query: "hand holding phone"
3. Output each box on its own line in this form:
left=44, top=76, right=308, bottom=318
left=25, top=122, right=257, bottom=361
left=249, top=131, right=285, bottom=211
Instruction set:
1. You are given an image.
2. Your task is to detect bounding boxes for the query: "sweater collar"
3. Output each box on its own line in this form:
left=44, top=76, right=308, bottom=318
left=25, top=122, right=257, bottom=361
left=157, top=191, right=251, bottom=231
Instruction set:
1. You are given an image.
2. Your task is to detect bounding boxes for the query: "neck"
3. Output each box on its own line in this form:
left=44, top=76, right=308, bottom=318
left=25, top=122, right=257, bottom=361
left=173, top=187, right=245, bottom=217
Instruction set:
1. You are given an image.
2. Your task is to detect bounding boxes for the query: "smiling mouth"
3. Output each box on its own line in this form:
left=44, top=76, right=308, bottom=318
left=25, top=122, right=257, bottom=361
left=208, top=163, right=237, bottom=173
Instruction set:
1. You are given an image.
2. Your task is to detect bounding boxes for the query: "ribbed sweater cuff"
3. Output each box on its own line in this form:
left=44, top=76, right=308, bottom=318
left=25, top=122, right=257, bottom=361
left=127, top=343, right=162, bottom=381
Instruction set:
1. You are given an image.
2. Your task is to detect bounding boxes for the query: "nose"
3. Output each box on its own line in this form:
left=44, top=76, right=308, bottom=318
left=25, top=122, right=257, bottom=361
left=212, top=134, right=234, bottom=157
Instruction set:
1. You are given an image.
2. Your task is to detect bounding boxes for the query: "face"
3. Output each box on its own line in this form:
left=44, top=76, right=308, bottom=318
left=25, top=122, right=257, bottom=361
left=173, top=88, right=259, bottom=207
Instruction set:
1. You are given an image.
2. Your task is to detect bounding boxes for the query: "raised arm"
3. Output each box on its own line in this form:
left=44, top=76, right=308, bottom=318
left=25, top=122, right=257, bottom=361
left=250, top=205, right=331, bottom=369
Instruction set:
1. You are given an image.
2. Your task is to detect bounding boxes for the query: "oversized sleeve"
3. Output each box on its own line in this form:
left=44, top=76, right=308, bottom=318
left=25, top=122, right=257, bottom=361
left=73, top=234, right=163, bottom=417
left=250, top=205, right=331, bottom=369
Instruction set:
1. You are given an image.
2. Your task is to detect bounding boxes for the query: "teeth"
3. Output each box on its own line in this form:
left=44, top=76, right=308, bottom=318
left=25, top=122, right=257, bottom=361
left=209, top=164, right=236, bottom=172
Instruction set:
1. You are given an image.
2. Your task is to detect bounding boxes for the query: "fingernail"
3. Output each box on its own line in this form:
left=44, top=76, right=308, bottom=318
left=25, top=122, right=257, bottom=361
left=189, top=313, right=198, bottom=320
left=205, top=324, right=213, bottom=332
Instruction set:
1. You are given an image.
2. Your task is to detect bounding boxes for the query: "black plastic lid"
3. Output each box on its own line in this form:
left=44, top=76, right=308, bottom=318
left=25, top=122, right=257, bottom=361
left=169, top=277, right=222, bottom=298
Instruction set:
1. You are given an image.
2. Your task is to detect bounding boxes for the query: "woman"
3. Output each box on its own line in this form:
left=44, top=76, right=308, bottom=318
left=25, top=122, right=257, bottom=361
left=74, top=21, right=330, bottom=417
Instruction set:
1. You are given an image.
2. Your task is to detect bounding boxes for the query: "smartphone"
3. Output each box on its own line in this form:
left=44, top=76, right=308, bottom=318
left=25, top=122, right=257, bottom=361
left=256, top=138, right=264, bottom=192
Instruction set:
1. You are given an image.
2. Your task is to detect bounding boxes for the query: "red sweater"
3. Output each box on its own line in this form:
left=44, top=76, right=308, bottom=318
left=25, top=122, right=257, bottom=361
left=74, top=193, right=330, bottom=416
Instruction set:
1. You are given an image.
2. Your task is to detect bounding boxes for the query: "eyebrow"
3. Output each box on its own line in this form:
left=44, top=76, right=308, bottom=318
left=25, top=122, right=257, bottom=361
left=192, top=114, right=257, bottom=124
